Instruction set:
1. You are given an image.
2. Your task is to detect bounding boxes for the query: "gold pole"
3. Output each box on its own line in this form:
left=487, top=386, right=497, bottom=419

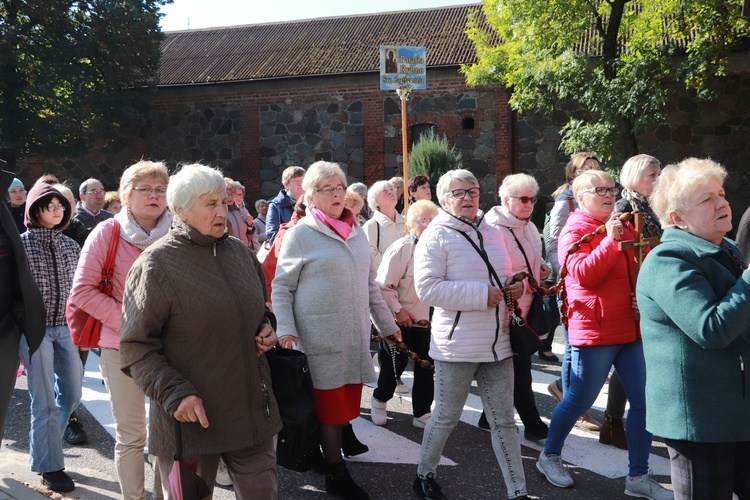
left=401, top=96, right=409, bottom=228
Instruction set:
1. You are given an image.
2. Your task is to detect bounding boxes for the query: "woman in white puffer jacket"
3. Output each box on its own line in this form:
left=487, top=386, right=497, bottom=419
left=412, top=169, right=529, bottom=500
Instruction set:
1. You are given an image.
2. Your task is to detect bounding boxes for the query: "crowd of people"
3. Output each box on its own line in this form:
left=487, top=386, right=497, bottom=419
left=1, top=153, right=748, bottom=500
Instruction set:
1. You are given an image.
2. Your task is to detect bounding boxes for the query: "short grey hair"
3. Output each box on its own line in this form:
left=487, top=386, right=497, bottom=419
left=52, top=184, right=76, bottom=206
left=168, top=163, right=226, bottom=214
left=436, top=169, right=478, bottom=203
left=650, top=158, right=727, bottom=229
left=348, top=182, right=367, bottom=199
left=619, top=154, right=661, bottom=192
left=498, top=173, right=539, bottom=206
left=79, top=178, right=103, bottom=194
left=254, top=199, right=267, bottom=211
left=367, top=180, right=393, bottom=212
left=390, top=176, right=404, bottom=188
left=302, top=161, right=347, bottom=205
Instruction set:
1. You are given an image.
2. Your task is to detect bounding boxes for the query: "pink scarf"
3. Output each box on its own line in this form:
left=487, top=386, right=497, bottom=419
left=312, top=207, right=354, bottom=240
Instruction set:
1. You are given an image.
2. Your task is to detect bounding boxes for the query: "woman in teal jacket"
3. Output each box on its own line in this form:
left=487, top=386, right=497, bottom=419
left=637, top=158, right=750, bottom=500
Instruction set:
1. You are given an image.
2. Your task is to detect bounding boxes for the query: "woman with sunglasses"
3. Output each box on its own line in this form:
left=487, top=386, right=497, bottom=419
left=536, top=170, right=673, bottom=500
left=485, top=173, right=550, bottom=441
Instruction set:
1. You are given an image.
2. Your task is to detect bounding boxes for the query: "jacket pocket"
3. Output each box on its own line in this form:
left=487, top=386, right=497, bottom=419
left=447, top=311, right=462, bottom=340
left=299, top=313, right=343, bottom=355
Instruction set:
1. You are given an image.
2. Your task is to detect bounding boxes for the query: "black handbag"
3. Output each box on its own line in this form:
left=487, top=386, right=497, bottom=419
left=266, top=347, right=320, bottom=472
left=508, top=308, right=544, bottom=357
left=509, top=228, right=551, bottom=336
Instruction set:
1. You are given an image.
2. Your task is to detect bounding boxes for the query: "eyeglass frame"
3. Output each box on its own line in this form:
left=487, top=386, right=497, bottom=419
left=133, top=186, right=167, bottom=197
left=85, top=189, right=106, bottom=196
left=314, top=185, right=345, bottom=195
left=508, top=195, right=537, bottom=204
left=448, top=187, right=481, bottom=199
left=46, top=203, right=66, bottom=212
left=583, top=186, right=620, bottom=197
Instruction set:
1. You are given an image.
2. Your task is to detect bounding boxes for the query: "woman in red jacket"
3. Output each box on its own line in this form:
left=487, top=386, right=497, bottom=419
left=535, top=170, right=673, bottom=500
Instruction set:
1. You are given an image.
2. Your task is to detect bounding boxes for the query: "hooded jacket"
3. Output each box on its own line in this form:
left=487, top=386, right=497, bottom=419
left=21, top=183, right=80, bottom=326
left=0, top=170, right=45, bottom=355
left=414, top=209, right=514, bottom=363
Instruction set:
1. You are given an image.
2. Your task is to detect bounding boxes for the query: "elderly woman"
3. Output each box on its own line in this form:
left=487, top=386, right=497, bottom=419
left=545, top=152, right=602, bottom=432
left=272, top=161, right=399, bottom=500
left=67, top=161, right=171, bottom=499
left=637, top=158, right=750, bottom=500
left=413, top=169, right=527, bottom=500
left=363, top=179, right=406, bottom=269
left=407, top=175, right=431, bottom=204
left=596, top=154, right=663, bottom=450
left=485, top=173, right=551, bottom=441
left=254, top=199, right=268, bottom=242
left=120, top=164, right=281, bottom=498
left=372, top=199, right=439, bottom=429
left=536, top=170, right=672, bottom=500
left=348, top=182, right=372, bottom=225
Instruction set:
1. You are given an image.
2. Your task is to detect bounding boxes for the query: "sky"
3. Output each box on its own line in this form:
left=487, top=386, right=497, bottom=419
left=159, top=0, right=480, bottom=31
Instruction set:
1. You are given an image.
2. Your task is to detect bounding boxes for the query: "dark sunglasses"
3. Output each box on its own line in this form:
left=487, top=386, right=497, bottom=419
left=509, top=195, right=537, bottom=204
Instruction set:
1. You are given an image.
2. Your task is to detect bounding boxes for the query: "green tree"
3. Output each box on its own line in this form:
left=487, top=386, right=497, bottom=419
left=0, top=0, right=171, bottom=169
left=463, top=0, right=749, bottom=162
left=408, top=129, right=463, bottom=190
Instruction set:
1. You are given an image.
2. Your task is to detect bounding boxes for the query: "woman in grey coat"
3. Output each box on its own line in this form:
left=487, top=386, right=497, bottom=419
left=273, top=161, right=400, bottom=500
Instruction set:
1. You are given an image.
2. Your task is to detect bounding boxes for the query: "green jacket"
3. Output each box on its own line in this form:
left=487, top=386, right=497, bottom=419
left=637, top=228, right=750, bottom=442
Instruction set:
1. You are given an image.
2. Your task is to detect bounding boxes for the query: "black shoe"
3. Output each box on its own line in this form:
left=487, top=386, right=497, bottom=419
left=341, top=423, right=369, bottom=457
left=325, top=462, right=370, bottom=499
left=42, top=470, right=75, bottom=492
left=524, top=425, right=549, bottom=441
left=477, top=411, right=490, bottom=430
left=538, top=351, right=559, bottom=363
left=64, top=418, right=87, bottom=445
left=413, top=473, right=446, bottom=499
left=312, top=447, right=327, bottom=475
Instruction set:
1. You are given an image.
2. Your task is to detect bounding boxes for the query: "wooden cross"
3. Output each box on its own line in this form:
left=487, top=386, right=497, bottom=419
left=618, top=212, right=660, bottom=277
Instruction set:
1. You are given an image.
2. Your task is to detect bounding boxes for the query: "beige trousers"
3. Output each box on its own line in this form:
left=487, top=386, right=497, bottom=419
left=154, top=437, right=278, bottom=500
left=100, top=347, right=161, bottom=500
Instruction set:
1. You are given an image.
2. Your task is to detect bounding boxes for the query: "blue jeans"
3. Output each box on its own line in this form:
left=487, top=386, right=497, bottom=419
left=19, top=325, right=83, bottom=473
left=418, top=358, right=527, bottom=499
left=543, top=340, right=651, bottom=477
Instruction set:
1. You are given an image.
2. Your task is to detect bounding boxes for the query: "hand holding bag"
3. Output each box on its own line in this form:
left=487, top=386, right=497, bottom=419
left=509, top=228, right=551, bottom=336
left=66, top=219, right=121, bottom=348
left=508, top=306, right=544, bottom=357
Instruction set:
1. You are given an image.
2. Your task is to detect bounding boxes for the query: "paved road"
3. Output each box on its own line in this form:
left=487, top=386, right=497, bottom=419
left=1, top=336, right=674, bottom=499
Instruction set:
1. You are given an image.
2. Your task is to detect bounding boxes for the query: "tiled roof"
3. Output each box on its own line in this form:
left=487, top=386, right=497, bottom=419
left=158, top=4, right=491, bottom=85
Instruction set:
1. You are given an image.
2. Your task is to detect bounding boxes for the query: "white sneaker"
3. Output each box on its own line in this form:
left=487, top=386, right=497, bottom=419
left=625, top=472, right=674, bottom=500
left=412, top=413, right=431, bottom=429
left=395, top=380, right=410, bottom=394
left=371, top=396, right=387, bottom=426
left=536, top=451, right=574, bottom=488
left=216, top=457, right=233, bottom=487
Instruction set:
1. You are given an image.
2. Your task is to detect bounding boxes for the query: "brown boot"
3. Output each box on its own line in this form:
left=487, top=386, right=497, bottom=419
left=599, top=415, right=628, bottom=449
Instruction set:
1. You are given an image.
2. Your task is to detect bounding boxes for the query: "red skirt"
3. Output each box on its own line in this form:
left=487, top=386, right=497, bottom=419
left=313, top=384, right=363, bottom=425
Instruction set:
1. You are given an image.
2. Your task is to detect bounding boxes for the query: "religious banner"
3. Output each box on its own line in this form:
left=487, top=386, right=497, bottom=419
left=379, top=45, right=427, bottom=90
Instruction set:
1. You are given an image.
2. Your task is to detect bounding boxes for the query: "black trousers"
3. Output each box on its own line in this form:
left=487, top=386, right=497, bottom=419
left=513, top=354, right=547, bottom=433
left=540, top=294, right=559, bottom=352
left=664, top=438, right=750, bottom=500
left=373, top=326, right=434, bottom=418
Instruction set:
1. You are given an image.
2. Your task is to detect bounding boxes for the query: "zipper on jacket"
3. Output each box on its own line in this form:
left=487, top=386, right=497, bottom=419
left=213, top=242, right=216, bottom=257
left=50, top=238, right=61, bottom=323
left=476, top=230, right=499, bottom=360
left=447, top=311, right=461, bottom=340
left=741, top=355, right=746, bottom=399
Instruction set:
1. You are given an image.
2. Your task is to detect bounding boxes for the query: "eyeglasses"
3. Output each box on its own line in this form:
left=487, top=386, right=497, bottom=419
left=315, top=185, right=345, bottom=195
left=584, top=187, right=619, bottom=197
left=449, top=187, right=481, bottom=199
left=509, top=196, right=537, bottom=204
left=85, top=189, right=105, bottom=196
left=47, top=204, right=66, bottom=212
left=133, top=186, right=167, bottom=197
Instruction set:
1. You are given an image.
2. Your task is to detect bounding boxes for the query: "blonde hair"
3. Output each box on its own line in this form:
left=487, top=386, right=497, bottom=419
left=119, top=161, right=169, bottom=207
left=650, top=158, right=727, bottom=229
left=552, top=152, right=600, bottom=198
left=620, top=154, right=661, bottom=192
left=282, top=166, right=305, bottom=186
left=405, top=200, right=439, bottom=231
left=572, top=170, right=614, bottom=200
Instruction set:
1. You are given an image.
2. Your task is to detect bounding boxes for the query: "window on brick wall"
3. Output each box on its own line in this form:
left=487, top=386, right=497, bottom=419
left=411, top=123, right=437, bottom=147
left=462, top=117, right=475, bottom=130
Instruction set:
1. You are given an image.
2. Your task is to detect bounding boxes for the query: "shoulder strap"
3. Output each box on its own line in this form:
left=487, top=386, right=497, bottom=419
left=452, top=228, right=503, bottom=289
left=509, top=228, right=533, bottom=276
left=376, top=221, right=381, bottom=253
left=99, top=220, right=121, bottom=295
left=567, top=196, right=574, bottom=213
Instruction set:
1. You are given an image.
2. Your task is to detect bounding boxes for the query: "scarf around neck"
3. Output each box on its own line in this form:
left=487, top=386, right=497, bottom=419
left=115, top=207, right=172, bottom=250
left=312, top=207, right=354, bottom=240
left=621, top=189, right=662, bottom=238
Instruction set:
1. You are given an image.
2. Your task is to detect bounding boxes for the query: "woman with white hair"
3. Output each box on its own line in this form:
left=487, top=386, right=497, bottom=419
left=348, top=182, right=371, bottom=225
left=485, top=173, right=551, bottom=441
left=638, top=158, right=750, bottom=500
left=536, top=170, right=672, bottom=500
left=363, top=179, right=406, bottom=269
left=412, top=169, right=528, bottom=500
left=273, top=161, right=399, bottom=500
left=68, top=161, right=171, bottom=499
left=120, top=163, right=281, bottom=498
